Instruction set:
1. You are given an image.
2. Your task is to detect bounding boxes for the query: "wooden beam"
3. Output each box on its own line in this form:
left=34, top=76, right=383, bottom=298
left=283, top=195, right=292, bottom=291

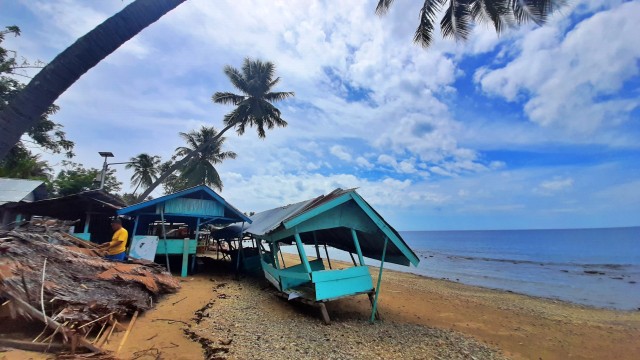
left=370, top=236, right=388, bottom=323
left=0, top=338, right=69, bottom=352
left=116, top=310, right=138, bottom=355
left=350, top=228, right=365, bottom=266
left=159, top=209, right=171, bottom=273
left=323, top=243, right=333, bottom=269
left=294, top=232, right=312, bottom=274
left=1, top=291, right=103, bottom=353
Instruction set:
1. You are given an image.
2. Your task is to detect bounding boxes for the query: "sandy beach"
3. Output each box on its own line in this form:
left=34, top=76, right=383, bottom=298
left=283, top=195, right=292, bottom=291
left=2, top=255, right=639, bottom=359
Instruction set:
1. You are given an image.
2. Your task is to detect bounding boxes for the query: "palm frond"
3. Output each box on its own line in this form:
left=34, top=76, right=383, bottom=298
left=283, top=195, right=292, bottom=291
left=263, top=91, right=295, bottom=102
left=414, top=0, right=445, bottom=48
left=440, top=0, right=473, bottom=41
left=510, top=0, right=555, bottom=25
left=470, top=0, right=512, bottom=33
left=212, top=92, right=245, bottom=105
left=267, top=77, right=281, bottom=90
left=223, top=65, right=250, bottom=94
left=375, top=0, right=395, bottom=15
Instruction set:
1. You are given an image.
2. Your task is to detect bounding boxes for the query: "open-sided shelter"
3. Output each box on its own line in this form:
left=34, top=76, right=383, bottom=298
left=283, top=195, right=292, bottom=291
left=117, top=185, right=251, bottom=277
left=241, top=188, right=419, bottom=323
left=1, top=189, right=123, bottom=243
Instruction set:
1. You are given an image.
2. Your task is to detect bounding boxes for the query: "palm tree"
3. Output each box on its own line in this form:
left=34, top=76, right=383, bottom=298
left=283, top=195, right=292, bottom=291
left=137, top=58, right=294, bottom=199
left=0, top=0, right=186, bottom=159
left=0, top=144, right=51, bottom=180
left=375, top=0, right=561, bottom=48
left=175, top=126, right=237, bottom=191
left=125, top=153, right=161, bottom=195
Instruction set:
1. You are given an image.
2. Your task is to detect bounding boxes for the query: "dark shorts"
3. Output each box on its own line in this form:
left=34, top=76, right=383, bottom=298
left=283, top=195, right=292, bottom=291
left=105, top=252, right=126, bottom=261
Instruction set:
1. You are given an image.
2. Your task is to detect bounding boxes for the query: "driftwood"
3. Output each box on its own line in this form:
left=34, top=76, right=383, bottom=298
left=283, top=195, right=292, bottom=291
left=0, top=338, right=69, bottom=352
left=116, top=310, right=138, bottom=355
left=1, top=291, right=103, bottom=353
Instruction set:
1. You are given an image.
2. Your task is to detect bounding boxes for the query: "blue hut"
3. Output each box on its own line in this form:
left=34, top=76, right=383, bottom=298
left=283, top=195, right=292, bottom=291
left=117, top=185, right=251, bottom=277
left=240, top=188, right=419, bottom=323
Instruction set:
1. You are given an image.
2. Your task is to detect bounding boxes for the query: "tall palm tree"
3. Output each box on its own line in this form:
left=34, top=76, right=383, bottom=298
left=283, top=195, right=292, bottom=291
left=137, top=58, right=294, bottom=199
left=125, top=153, right=161, bottom=195
left=375, top=0, right=561, bottom=48
left=175, top=126, right=237, bottom=191
left=0, top=0, right=186, bottom=159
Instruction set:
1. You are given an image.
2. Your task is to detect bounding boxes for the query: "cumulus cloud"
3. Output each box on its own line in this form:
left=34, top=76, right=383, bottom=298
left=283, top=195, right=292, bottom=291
left=329, top=145, right=352, bottom=162
left=476, top=1, right=640, bottom=134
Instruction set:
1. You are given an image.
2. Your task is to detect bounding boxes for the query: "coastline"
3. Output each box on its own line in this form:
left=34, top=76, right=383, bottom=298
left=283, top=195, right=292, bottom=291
left=2, top=255, right=639, bottom=359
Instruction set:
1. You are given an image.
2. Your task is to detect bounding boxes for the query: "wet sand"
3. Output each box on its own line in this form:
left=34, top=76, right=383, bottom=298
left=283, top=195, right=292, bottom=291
left=2, top=256, right=639, bottom=359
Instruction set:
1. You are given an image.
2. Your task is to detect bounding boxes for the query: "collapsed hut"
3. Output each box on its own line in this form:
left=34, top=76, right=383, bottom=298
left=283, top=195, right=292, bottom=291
left=0, top=219, right=179, bottom=355
left=3, top=190, right=126, bottom=243
left=231, top=188, right=420, bottom=324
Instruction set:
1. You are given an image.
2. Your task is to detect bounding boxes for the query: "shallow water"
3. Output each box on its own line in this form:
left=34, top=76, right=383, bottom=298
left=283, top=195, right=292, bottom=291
left=284, top=227, right=640, bottom=310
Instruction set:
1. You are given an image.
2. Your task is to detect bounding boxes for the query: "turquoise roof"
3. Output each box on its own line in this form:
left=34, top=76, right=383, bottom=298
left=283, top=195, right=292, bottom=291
left=239, top=189, right=419, bottom=267
left=117, top=185, right=251, bottom=224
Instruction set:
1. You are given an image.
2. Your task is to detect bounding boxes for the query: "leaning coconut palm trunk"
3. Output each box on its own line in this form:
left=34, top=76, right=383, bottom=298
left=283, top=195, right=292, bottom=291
left=0, top=0, right=186, bottom=159
left=376, top=0, right=561, bottom=48
left=137, top=58, right=294, bottom=200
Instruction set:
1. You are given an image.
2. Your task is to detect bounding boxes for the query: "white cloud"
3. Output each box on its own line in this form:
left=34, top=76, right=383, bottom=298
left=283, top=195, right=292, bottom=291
left=535, top=177, right=575, bottom=196
left=329, top=145, right=352, bottom=162
left=476, top=1, right=640, bottom=134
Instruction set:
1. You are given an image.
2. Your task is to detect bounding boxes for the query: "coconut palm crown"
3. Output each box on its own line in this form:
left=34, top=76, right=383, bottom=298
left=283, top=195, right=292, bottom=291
left=125, top=153, right=161, bottom=195
left=174, top=126, right=237, bottom=191
left=376, top=0, right=562, bottom=48
left=212, top=58, right=294, bottom=138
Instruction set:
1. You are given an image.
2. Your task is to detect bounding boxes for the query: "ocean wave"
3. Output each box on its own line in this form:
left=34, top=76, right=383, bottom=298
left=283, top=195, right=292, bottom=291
left=415, top=250, right=635, bottom=269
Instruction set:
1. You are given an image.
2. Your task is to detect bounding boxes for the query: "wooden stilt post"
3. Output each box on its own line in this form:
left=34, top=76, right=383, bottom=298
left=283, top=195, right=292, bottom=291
left=191, top=217, right=201, bottom=273
left=319, top=302, right=331, bottom=325
left=351, top=229, right=365, bottom=266
left=313, top=231, right=321, bottom=259
left=159, top=209, right=171, bottom=273
left=294, top=231, right=312, bottom=274
left=349, top=252, right=357, bottom=266
left=128, top=215, right=139, bottom=257
left=370, top=237, right=388, bottom=323
left=323, top=243, right=333, bottom=269
left=235, top=222, right=245, bottom=278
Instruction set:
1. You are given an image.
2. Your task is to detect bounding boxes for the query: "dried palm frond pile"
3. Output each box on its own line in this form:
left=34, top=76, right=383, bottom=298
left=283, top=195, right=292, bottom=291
left=0, top=219, right=180, bottom=355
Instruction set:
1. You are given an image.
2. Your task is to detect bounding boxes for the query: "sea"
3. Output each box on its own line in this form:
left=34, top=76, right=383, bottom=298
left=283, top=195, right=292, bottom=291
left=287, top=226, right=640, bottom=310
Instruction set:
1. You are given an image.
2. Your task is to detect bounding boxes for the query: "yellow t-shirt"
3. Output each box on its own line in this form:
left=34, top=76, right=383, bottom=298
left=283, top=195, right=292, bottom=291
left=109, top=228, right=128, bottom=255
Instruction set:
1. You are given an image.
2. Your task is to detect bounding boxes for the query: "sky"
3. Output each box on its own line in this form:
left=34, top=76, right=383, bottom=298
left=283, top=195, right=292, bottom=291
left=1, top=0, right=639, bottom=231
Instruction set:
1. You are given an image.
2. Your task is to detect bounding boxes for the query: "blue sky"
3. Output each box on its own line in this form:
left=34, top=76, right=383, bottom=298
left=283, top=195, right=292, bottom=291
left=2, top=0, right=639, bottom=230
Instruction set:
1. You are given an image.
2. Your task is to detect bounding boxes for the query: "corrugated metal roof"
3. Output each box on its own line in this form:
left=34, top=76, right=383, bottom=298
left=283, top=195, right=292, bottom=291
left=5, top=189, right=125, bottom=219
left=218, top=188, right=419, bottom=267
left=0, top=178, right=46, bottom=205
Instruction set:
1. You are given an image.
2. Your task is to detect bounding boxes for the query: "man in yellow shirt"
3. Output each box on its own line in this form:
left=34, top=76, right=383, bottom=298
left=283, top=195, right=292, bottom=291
left=100, top=218, right=128, bottom=261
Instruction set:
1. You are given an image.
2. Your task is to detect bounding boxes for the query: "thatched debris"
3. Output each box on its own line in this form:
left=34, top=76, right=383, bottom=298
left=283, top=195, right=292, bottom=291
left=0, top=219, right=180, bottom=354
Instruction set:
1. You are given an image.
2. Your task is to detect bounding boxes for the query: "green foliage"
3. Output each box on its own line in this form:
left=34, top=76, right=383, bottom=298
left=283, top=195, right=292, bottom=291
left=375, top=0, right=561, bottom=48
left=159, top=160, right=189, bottom=195
left=125, top=153, right=161, bottom=194
left=51, top=161, right=122, bottom=197
left=1, top=25, right=74, bottom=161
left=212, top=58, right=294, bottom=138
left=0, top=143, right=51, bottom=180
left=174, top=126, right=237, bottom=191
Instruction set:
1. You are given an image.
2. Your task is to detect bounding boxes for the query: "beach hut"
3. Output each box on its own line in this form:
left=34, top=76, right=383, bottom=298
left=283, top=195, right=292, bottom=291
left=117, top=185, right=251, bottom=277
left=241, top=188, right=419, bottom=323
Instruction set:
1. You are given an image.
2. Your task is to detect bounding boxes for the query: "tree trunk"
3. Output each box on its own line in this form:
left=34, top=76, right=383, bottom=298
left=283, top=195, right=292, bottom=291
left=137, top=123, right=236, bottom=200
left=0, top=0, right=187, bottom=159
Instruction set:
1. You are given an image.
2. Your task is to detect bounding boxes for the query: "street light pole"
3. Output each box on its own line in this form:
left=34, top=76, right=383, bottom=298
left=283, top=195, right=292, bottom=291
left=98, top=152, right=114, bottom=189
